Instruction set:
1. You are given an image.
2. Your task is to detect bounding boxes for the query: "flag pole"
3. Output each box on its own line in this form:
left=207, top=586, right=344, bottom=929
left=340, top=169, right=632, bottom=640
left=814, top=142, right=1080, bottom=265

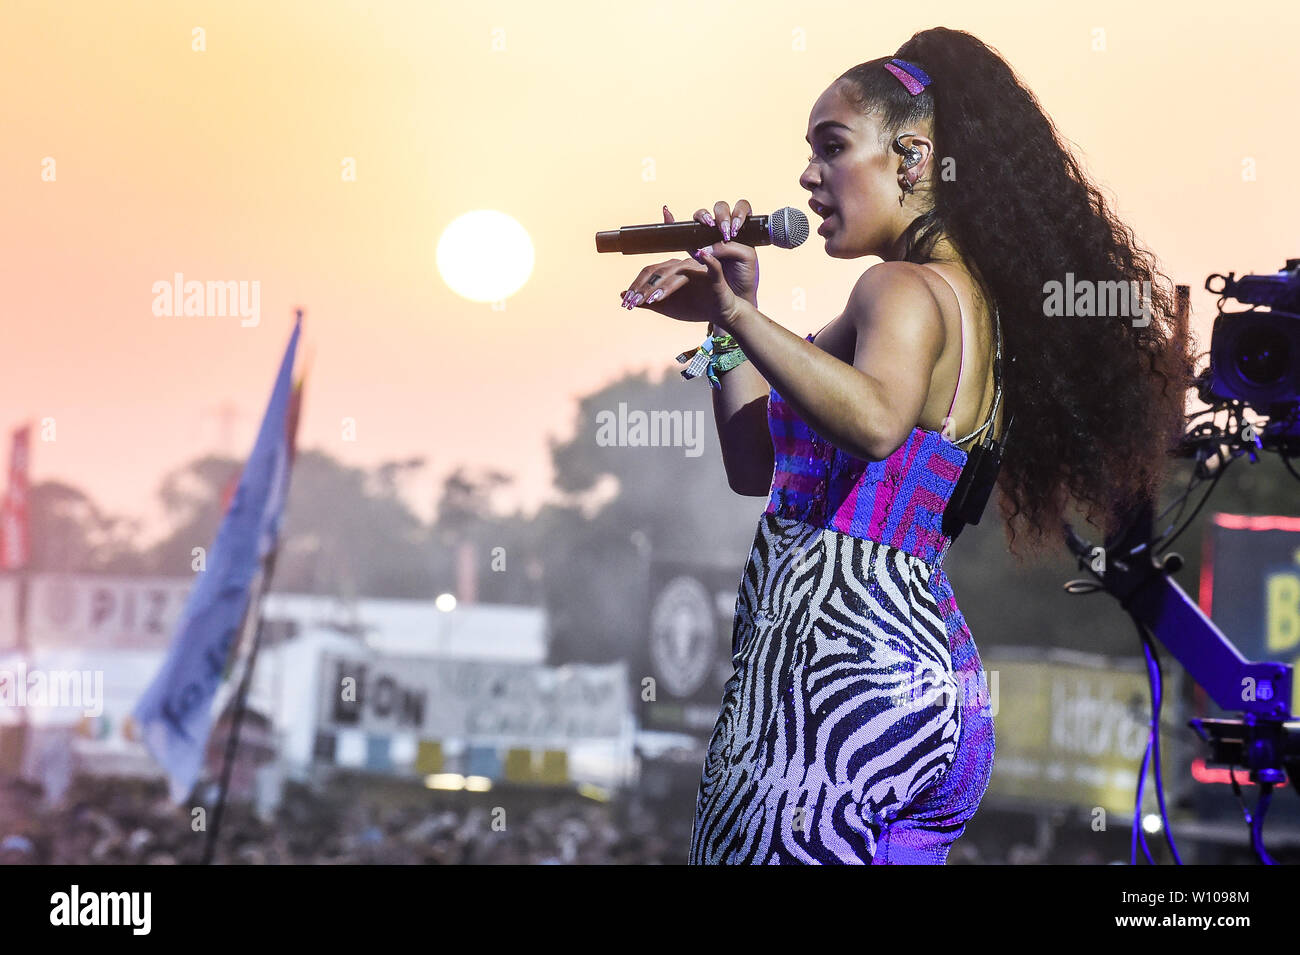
left=200, top=309, right=305, bottom=865
left=200, top=546, right=280, bottom=865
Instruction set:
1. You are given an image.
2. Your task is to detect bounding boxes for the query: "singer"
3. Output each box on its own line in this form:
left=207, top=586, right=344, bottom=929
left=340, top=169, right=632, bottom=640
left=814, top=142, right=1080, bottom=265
left=617, top=27, right=1192, bottom=863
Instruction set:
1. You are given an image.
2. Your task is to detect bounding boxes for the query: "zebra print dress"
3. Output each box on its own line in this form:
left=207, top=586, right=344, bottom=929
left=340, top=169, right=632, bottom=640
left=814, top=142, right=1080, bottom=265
left=688, top=349, right=996, bottom=865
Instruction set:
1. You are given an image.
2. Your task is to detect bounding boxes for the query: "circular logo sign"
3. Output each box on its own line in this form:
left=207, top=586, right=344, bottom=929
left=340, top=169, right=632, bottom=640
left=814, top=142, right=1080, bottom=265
left=649, top=576, right=716, bottom=698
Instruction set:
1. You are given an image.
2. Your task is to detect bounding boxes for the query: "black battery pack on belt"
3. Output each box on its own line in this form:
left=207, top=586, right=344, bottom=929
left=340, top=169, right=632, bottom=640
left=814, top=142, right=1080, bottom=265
left=942, top=413, right=1013, bottom=538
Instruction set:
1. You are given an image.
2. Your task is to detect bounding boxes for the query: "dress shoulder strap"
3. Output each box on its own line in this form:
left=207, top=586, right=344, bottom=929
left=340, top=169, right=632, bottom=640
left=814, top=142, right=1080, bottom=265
left=929, top=270, right=966, bottom=423
left=926, top=266, right=1002, bottom=447
left=951, top=303, right=1003, bottom=446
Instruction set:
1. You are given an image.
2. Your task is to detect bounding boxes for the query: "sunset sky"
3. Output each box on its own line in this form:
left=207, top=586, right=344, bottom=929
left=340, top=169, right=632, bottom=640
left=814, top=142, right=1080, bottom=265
left=3, top=0, right=1297, bottom=537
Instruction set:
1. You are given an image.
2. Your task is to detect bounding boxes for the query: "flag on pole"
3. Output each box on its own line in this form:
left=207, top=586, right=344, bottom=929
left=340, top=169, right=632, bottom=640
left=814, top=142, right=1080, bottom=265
left=134, top=317, right=302, bottom=802
left=0, top=425, right=31, bottom=570
left=215, top=364, right=307, bottom=687
left=217, top=346, right=307, bottom=518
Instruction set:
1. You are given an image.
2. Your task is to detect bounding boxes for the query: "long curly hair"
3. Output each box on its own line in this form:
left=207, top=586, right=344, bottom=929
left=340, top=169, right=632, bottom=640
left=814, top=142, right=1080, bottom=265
left=837, top=27, right=1195, bottom=561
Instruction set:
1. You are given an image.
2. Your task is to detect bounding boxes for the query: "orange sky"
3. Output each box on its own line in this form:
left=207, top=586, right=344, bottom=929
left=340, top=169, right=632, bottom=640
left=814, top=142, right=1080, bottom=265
left=3, top=0, right=1297, bottom=536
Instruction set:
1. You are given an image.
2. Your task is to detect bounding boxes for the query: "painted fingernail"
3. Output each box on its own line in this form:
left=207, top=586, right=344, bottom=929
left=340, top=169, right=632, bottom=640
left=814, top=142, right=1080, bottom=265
left=648, top=289, right=664, bottom=303
left=703, top=213, right=715, bottom=227
left=732, top=216, right=741, bottom=236
left=721, top=221, right=731, bottom=240
left=632, top=292, right=644, bottom=306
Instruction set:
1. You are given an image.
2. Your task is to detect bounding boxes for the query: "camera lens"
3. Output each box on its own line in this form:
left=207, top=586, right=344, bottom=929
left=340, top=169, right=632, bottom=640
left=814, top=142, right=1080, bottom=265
left=1234, top=327, right=1289, bottom=386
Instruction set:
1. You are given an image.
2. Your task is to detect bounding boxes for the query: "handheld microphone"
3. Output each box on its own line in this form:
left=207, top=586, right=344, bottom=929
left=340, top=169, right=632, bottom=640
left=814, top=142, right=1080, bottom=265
left=595, top=207, right=809, bottom=254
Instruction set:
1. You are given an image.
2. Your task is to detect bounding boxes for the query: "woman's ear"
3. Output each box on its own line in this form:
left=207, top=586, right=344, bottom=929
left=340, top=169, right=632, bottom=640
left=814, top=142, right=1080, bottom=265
left=894, top=133, right=935, bottom=188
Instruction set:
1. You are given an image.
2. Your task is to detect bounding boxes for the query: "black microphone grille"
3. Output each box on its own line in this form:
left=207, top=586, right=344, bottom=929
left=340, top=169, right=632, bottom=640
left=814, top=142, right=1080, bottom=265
left=769, top=207, right=809, bottom=249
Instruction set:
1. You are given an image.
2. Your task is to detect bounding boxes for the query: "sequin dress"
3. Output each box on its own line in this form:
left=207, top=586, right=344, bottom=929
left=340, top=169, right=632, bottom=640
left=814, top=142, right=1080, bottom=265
left=688, top=272, right=998, bottom=865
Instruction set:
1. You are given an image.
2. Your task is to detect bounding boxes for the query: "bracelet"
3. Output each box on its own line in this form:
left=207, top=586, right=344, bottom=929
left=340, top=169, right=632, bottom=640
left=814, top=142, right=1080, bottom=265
left=710, top=331, right=742, bottom=352
left=675, top=331, right=749, bottom=389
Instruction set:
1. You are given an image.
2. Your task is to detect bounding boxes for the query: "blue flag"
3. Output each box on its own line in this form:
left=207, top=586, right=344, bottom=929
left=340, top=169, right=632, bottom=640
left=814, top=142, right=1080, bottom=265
left=134, top=317, right=301, bottom=802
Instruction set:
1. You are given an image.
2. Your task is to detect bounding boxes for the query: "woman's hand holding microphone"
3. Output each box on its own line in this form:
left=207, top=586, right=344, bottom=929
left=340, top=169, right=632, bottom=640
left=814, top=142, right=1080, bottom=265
left=618, top=200, right=760, bottom=332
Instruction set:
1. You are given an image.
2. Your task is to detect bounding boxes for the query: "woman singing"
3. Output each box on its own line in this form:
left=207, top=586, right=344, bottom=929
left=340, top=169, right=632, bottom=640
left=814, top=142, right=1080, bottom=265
left=617, top=27, right=1191, bottom=864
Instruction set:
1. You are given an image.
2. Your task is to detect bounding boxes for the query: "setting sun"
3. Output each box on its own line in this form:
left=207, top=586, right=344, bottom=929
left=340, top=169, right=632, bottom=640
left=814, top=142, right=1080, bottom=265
left=436, top=210, right=534, bottom=303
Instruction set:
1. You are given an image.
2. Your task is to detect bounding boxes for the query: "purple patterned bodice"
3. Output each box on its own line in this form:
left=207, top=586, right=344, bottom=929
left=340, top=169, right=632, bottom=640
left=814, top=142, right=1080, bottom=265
left=764, top=336, right=970, bottom=567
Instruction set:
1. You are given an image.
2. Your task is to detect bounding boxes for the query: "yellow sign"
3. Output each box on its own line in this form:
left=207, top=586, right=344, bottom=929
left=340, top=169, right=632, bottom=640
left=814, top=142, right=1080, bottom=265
left=984, top=655, right=1181, bottom=815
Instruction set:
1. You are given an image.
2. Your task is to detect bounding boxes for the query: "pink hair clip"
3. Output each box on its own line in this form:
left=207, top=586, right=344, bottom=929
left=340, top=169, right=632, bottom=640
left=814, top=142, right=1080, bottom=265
left=884, top=58, right=932, bottom=96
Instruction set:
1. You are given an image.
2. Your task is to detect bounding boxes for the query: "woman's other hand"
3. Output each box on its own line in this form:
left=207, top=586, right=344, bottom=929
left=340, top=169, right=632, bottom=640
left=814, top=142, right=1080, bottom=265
left=618, top=202, right=759, bottom=327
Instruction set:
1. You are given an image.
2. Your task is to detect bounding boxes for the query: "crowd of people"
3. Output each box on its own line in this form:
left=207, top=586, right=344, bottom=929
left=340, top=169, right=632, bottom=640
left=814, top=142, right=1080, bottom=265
left=0, top=771, right=1252, bottom=865
left=0, top=772, right=691, bottom=865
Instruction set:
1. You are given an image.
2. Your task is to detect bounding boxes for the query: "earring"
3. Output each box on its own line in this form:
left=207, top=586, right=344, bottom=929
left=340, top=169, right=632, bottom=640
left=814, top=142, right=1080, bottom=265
left=899, top=174, right=915, bottom=205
